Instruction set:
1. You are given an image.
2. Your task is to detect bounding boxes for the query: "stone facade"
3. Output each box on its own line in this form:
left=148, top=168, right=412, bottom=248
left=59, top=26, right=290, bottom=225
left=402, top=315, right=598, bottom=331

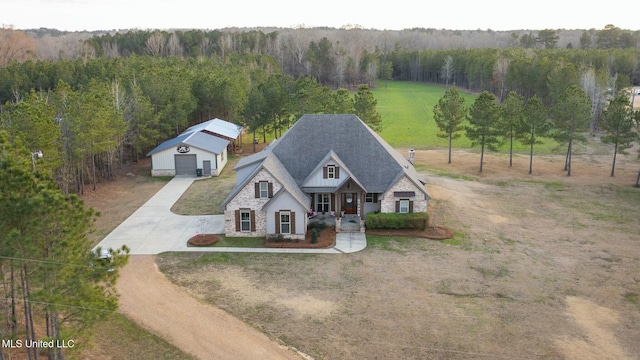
left=224, top=169, right=282, bottom=237
left=381, top=176, right=428, bottom=213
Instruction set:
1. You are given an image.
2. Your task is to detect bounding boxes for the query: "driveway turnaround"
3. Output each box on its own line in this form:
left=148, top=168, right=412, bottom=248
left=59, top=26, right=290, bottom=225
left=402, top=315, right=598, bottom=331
left=95, top=176, right=366, bottom=255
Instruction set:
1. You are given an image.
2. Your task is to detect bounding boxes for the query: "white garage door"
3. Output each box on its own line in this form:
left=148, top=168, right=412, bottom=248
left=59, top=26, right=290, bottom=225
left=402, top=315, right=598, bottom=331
left=174, top=154, right=197, bottom=175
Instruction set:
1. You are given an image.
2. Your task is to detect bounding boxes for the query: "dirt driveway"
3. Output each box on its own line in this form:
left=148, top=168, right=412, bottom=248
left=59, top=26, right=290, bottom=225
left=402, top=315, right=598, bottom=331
left=116, top=255, right=301, bottom=360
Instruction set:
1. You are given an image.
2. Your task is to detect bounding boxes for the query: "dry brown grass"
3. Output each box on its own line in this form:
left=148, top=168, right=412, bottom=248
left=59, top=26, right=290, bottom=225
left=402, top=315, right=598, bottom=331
left=158, top=145, right=640, bottom=360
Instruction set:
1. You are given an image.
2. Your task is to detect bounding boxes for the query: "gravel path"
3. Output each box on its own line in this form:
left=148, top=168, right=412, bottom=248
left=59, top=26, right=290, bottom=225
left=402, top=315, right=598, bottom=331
left=116, top=255, right=301, bottom=360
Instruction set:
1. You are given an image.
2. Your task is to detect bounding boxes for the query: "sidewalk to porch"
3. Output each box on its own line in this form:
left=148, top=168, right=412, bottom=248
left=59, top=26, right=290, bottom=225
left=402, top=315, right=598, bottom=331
left=309, top=213, right=364, bottom=233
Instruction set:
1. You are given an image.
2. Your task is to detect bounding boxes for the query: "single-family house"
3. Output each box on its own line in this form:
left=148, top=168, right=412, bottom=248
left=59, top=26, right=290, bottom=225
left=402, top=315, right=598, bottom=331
left=221, top=114, right=430, bottom=238
left=147, top=118, right=242, bottom=177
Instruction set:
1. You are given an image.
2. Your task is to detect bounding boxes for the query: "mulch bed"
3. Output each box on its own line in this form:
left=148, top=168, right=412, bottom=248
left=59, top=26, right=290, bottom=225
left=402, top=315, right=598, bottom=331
left=188, top=226, right=452, bottom=248
left=187, top=234, right=221, bottom=247
left=366, top=226, right=454, bottom=240
left=264, top=227, right=336, bottom=249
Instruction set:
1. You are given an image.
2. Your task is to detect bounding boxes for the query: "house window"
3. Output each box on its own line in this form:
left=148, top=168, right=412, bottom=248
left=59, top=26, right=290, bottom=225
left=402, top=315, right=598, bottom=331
left=327, top=165, right=336, bottom=179
left=255, top=181, right=273, bottom=198
left=316, top=193, right=330, bottom=213
left=280, top=211, right=291, bottom=234
left=398, top=199, right=410, bottom=214
left=259, top=182, right=269, bottom=198
left=323, top=165, right=339, bottom=179
left=365, top=193, right=378, bottom=203
left=240, top=210, right=251, bottom=232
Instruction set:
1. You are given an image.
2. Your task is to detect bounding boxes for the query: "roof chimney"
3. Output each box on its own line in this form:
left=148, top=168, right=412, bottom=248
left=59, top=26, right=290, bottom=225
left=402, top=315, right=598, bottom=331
left=408, top=149, right=415, bottom=165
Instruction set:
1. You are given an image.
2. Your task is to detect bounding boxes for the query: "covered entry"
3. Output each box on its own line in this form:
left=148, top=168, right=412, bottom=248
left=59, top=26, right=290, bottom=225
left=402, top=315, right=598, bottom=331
left=342, top=193, right=358, bottom=214
left=174, top=154, right=197, bottom=175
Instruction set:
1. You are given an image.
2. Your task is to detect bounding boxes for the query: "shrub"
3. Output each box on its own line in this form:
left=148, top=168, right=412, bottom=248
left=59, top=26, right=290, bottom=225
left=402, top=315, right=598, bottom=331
left=308, top=221, right=327, bottom=231
left=366, top=212, right=429, bottom=230
left=311, top=228, right=319, bottom=244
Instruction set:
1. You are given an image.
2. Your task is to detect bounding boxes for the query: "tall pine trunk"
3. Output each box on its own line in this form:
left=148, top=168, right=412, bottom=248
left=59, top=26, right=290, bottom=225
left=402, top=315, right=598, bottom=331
left=529, top=138, right=534, bottom=175
left=10, top=260, right=17, bottom=336
left=509, top=128, right=513, bottom=167
left=448, top=132, right=452, bottom=164
left=92, top=154, right=97, bottom=191
left=21, top=265, right=37, bottom=360
left=479, top=134, right=485, bottom=173
left=567, top=137, right=573, bottom=177
left=610, top=143, right=618, bottom=177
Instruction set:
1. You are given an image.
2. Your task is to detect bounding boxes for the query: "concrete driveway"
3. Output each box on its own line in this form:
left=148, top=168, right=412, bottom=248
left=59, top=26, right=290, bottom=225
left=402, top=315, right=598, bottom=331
left=95, top=176, right=366, bottom=255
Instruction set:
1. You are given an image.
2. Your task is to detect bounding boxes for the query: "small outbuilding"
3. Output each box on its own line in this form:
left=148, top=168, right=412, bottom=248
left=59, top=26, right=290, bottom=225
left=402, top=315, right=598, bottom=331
left=147, top=118, right=243, bottom=177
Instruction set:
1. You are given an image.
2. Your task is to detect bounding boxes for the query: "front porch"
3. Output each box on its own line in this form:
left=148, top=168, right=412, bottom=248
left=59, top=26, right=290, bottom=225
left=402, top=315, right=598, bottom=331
left=309, top=213, right=364, bottom=233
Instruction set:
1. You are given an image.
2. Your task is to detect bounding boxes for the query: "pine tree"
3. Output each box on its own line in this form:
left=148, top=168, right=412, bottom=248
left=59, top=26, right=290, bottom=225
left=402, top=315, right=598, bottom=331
left=600, top=94, right=637, bottom=177
left=354, top=85, right=382, bottom=132
left=550, top=85, right=592, bottom=176
left=433, top=87, right=466, bottom=164
left=0, top=131, right=129, bottom=359
left=500, top=91, right=524, bottom=167
left=466, top=91, right=502, bottom=173
left=518, top=96, right=550, bottom=174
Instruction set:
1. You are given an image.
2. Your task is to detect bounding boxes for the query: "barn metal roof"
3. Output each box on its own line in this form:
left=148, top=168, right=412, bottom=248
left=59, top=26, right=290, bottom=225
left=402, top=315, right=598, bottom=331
left=147, top=118, right=241, bottom=156
left=146, top=130, right=229, bottom=156
left=184, top=118, right=243, bottom=140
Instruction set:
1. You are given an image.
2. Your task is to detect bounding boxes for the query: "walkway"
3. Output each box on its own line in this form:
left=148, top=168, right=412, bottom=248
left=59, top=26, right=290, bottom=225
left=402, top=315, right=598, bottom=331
left=95, top=176, right=366, bottom=255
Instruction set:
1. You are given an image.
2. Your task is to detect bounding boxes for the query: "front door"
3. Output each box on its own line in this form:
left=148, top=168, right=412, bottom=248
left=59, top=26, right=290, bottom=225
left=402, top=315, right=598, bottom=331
left=342, top=193, right=358, bottom=214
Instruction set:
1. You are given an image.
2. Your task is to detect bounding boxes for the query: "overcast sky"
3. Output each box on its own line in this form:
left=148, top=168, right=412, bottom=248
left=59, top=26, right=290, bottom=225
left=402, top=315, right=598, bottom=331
left=1, top=0, right=636, bottom=32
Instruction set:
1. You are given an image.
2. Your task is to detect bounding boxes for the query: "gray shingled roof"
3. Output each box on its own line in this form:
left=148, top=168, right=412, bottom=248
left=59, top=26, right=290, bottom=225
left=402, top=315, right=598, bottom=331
left=260, top=153, right=310, bottom=210
left=221, top=150, right=310, bottom=210
left=222, top=114, right=430, bottom=209
left=273, top=114, right=427, bottom=195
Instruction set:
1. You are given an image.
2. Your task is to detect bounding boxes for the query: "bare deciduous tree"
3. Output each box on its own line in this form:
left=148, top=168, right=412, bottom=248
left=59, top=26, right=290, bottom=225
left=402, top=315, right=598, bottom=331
left=441, top=55, right=454, bottom=85
left=199, top=36, right=210, bottom=62
left=493, top=57, right=510, bottom=101
left=102, top=40, right=119, bottom=58
left=74, top=41, right=96, bottom=64
left=166, top=33, right=184, bottom=58
left=0, top=27, right=36, bottom=66
left=146, top=31, right=166, bottom=57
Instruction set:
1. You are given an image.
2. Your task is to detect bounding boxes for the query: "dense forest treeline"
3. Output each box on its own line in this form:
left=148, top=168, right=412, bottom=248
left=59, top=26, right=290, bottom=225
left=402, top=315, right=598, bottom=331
left=1, top=25, right=640, bottom=192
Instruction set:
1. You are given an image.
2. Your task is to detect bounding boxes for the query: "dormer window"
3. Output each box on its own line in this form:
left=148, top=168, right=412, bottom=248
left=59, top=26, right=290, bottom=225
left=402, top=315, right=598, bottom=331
left=323, top=165, right=340, bottom=179
left=327, top=165, right=336, bottom=179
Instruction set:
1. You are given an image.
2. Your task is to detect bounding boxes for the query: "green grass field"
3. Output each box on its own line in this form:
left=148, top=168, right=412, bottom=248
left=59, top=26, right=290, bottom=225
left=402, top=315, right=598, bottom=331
left=259, top=81, right=559, bottom=155
left=372, top=81, right=560, bottom=154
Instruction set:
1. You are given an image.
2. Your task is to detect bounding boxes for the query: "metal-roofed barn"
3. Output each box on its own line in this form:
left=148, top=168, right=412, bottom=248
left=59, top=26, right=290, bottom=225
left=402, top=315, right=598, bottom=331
left=146, top=118, right=243, bottom=177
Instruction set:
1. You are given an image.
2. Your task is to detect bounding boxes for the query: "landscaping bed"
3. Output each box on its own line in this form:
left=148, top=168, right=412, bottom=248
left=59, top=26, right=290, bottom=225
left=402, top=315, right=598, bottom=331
left=264, top=226, right=336, bottom=248
left=187, top=234, right=221, bottom=247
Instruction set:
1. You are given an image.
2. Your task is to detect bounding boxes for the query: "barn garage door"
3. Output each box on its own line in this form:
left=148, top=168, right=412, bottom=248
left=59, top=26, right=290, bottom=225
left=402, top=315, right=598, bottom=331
left=174, top=154, right=197, bottom=175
